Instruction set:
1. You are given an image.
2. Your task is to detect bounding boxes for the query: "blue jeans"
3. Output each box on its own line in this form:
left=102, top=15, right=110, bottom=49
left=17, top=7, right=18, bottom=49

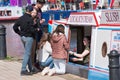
left=21, top=36, right=33, bottom=71
left=40, top=56, right=54, bottom=69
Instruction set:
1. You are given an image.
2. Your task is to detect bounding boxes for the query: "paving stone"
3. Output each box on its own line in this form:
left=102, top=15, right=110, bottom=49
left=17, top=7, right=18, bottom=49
left=0, top=60, right=87, bottom=80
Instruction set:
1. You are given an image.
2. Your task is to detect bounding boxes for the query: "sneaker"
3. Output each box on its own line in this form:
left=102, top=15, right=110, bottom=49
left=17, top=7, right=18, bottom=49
left=21, top=70, right=32, bottom=76
left=41, top=67, right=50, bottom=76
left=48, top=68, right=56, bottom=76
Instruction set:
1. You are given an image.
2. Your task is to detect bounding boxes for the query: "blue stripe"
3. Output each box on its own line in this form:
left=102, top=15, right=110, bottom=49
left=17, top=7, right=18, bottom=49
left=95, top=66, right=109, bottom=71
left=88, top=70, right=109, bottom=80
left=98, top=28, right=120, bottom=30
left=68, top=62, right=88, bottom=69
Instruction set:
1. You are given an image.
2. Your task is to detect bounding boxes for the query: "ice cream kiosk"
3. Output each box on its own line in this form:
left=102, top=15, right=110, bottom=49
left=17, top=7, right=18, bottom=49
left=48, top=9, right=120, bottom=80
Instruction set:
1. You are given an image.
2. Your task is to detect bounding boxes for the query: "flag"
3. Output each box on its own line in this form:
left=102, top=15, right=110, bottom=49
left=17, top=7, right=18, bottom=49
left=110, top=0, right=114, bottom=8
left=95, top=0, right=99, bottom=9
left=108, top=0, right=111, bottom=6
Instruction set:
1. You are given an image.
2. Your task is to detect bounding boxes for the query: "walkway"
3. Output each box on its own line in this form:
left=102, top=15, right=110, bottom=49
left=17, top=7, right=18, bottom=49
left=0, top=60, right=87, bottom=80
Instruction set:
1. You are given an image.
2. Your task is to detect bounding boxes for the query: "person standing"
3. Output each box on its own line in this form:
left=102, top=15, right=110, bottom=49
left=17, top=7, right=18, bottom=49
left=49, top=24, right=70, bottom=76
left=31, top=0, right=46, bottom=65
left=33, top=0, right=46, bottom=42
left=13, top=5, right=39, bottom=75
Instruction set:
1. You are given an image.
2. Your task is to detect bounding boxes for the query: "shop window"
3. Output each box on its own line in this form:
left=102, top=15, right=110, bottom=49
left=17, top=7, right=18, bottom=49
left=0, top=10, right=11, bottom=16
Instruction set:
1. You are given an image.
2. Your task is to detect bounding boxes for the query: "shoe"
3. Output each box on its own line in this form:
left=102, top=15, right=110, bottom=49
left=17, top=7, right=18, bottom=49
left=34, top=63, right=43, bottom=71
left=48, top=68, right=56, bottom=76
left=21, top=70, right=32, bottom=76
left=30, top=67, right=40, bottom=74
left=41, top=67, right=50, bottom=76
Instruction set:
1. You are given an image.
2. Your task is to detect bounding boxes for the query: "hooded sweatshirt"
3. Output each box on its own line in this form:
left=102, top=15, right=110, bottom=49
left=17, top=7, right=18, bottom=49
left=51, top=33, right=69, bottom=59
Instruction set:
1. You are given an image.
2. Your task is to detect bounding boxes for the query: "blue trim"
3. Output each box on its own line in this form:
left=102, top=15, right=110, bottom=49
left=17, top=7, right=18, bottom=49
left=98, top=28, right=120, bottom=30
left=95, top=66, right=109, bottom=71
left=48, top=24, right=52, bottom=33
left=90, top=65, right=93, bottom=67
left=68, top=62, right=88, bottom=69
left=88, top=70, right=109, bottom=80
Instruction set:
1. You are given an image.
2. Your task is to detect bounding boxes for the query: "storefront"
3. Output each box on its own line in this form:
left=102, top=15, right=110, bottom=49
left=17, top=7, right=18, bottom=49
left=48, top=9, right=120, bottom=80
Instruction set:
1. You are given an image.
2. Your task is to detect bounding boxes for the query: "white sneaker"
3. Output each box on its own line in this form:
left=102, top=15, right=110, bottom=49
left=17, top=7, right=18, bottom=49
left=48, top=68, right=56, bottom=76
left=41, top=67, right=49, bottom=76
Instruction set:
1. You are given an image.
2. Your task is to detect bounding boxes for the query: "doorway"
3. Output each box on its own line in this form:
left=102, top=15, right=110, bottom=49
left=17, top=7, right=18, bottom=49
left=69, top=25, right=92, bottom=65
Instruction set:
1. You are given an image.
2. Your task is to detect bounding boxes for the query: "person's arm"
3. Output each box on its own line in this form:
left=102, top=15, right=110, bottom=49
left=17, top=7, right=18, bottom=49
left=63, top=35, right=70, bottom=50
left=68, top=28, right=71, bottom=44
left=72, top=57, right=83, bottom=61
left=74, top=49, right=90, bottom=58
left=44, top=42, right=52, bottom=54
left=29, top=18, right=40, bottom=33
left=13, top=19, right=21, bottom=35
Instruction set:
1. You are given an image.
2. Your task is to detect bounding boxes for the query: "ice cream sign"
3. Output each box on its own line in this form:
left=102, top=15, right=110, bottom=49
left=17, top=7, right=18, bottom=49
left=100, top=10, right=120, bottom=25
left=67, top=12, right=98, bottom=26
left=111, top=31, right=120, bottom=53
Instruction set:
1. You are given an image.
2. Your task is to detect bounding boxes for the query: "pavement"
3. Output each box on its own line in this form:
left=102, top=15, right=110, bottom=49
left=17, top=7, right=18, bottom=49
left=0, top=60, right=87, bottom=80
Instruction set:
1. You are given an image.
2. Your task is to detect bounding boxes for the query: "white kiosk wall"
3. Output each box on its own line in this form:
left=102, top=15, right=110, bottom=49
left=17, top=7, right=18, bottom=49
left=67, top=9, right=120, bottom=80
left=89, top=9, right=120, bottom=80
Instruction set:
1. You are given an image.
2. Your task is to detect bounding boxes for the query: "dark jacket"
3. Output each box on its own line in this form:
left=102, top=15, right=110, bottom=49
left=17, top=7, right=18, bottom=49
left=13, top=13, right=37, bottom=38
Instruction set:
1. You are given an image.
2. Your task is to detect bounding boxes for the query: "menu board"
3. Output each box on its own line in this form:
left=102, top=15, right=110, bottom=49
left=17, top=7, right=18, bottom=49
left=111, top=31, right=120, bottom=53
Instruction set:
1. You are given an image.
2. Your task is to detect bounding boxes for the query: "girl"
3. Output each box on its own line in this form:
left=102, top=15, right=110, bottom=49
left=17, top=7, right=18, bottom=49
left=49, top=24, right=70, bottom=76
left=37, top=32, right=54, bottom=75
left=69, top=36, right=91, bottom=66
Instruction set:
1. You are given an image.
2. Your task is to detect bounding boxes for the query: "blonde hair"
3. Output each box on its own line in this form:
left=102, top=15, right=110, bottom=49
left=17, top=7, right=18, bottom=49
left=38, top=32, right=51, bottom=49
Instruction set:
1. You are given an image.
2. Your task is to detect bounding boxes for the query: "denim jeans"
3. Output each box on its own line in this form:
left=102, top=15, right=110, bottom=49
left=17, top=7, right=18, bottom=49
left=40, top=56, right=54, bottom=69
left=21, top=36, right=33, bottom=71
